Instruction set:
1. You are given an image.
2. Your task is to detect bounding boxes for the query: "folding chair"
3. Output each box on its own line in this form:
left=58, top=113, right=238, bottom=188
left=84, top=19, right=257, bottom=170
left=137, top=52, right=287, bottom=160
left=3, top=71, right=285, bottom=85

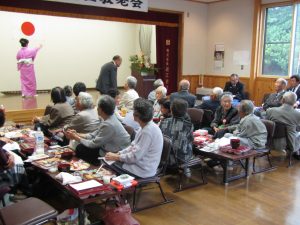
left=132, top=136, right=174, bottom=212
left=252, top=119, right=277, bottom=174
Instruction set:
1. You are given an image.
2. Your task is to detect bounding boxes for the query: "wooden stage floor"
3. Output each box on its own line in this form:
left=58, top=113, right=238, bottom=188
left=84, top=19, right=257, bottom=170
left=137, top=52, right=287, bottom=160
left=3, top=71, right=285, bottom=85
left=0, top=91, right=100, bottom=123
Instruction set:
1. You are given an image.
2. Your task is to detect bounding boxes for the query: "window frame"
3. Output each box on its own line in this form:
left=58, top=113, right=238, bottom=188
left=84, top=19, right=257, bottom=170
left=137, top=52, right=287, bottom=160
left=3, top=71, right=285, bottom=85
left=258, top=2, right=295, bottom=78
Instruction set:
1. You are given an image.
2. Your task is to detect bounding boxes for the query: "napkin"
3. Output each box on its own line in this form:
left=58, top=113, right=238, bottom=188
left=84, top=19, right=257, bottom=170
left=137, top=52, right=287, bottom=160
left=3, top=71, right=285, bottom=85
left=55, top=172, right=82, bottom=185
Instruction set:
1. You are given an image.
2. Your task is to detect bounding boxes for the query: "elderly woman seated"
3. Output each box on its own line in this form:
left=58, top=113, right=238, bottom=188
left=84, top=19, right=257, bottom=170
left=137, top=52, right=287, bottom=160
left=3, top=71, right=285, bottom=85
left=160, top=99, right=194, bottom=177
left=224, top=100, right=267, bottom=149
left=196, top=87, right=223, bottom=113
left=0, top=108, right=28, bottom=197
left=64, top=92, right=100, bottom=133
left=105, top=98, right=163, bottom=178
left=118, top=76, right=139, bottom=111
left=33, top=87, right=74, bottom=134
left=65, top=95, right=131, bottom=165
left=210, top=93, right=240, bottom=138
left=153, top=86, right=168, bottom=119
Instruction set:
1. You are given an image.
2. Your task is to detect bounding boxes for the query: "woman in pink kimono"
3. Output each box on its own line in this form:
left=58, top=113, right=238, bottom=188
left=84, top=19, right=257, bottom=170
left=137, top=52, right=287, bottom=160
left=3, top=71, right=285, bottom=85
left=16, top=38, right=42, bottom=98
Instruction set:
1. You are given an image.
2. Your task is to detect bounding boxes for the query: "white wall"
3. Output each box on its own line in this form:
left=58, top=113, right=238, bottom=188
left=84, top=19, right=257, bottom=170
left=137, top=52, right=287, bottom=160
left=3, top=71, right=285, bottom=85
left=149, top=0, right=208, bottom=75
left=205, top=0, right=254, bottom=77
left=0, top=11, right=138, bottom=91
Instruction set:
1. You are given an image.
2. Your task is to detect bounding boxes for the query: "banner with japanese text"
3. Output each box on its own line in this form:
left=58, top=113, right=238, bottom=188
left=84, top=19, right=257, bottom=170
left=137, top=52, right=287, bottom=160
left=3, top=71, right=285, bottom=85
left=44, top=0, right=148, bottom=12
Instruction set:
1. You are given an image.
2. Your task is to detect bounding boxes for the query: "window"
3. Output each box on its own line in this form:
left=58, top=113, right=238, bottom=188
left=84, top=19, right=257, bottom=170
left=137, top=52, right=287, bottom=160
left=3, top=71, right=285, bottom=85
left=262, top=5, right=293, bottom=76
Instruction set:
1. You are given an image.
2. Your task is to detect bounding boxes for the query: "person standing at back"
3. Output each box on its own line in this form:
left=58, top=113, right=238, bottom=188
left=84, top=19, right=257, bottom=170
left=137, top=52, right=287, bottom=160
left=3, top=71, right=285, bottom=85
left=96, top=55, right=122, bottom=95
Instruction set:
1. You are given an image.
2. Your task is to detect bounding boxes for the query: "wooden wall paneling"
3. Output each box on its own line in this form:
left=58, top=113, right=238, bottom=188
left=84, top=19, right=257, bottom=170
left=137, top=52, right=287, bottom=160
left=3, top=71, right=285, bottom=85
left=6, top=109, right=45, bottom=124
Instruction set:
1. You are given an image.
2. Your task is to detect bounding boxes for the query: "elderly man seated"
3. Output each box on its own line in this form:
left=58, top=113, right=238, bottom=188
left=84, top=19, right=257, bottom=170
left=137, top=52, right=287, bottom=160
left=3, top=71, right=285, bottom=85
left=170, top=79, right=196, bottom=108
left=65, top=95, right=131, bottom=165
left=64, top=92, right=100, bottom=133
left=263, top=78, right=287, bottom=110
left=160, top=98, right=194, bottom=177
left=148, top=79, right=164, bottom=103
left=210, top=93, right=240, bottom=138
left=153, top=86, right=168, bottom=119
left=118, top=76, right=139, bottom=111
left=224, top=74, right=245, bottom=101
left=266, top=92, right=300, bottom=155
left=105, top=98, right=163, bottom=178
left=225, top=100, right=267, bottom=149
left=196, top=87, right=223, bottom=113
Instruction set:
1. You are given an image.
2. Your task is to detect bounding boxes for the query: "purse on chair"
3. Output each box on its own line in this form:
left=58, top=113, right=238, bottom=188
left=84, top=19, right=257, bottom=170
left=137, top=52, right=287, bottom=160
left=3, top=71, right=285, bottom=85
left=103, top=200, right=140, bottom=225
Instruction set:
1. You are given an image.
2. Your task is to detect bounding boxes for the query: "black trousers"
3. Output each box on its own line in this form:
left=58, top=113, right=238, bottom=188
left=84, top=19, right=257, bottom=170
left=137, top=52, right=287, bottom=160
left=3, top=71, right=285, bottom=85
left=75, top=144, right=101, bottom=166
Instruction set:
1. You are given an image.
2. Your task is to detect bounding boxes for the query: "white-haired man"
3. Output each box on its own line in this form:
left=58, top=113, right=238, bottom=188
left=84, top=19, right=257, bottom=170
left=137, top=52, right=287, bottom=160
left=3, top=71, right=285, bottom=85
left=196, top=87, right=223, bottom=113
left=263, top=78, right=287, bottom=110
left=266, top=92, right=300, bottom=155
left=64, top=92, right=100, bottom=133
left=170, top=80, right=196, bottom=108
left=119, top=76, right=139, bottom=110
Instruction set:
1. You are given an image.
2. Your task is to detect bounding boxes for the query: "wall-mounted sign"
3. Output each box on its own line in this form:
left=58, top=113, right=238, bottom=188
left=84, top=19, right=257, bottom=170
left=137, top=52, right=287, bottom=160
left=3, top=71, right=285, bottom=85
left=44, top=0, right=148, bottom=12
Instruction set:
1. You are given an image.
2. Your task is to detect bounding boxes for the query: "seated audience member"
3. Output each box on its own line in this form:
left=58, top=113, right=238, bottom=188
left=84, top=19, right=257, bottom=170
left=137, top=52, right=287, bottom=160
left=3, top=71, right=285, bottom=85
left=224, top=100, right=267, bottom=149
left=148, top=79, right=164, bottom=103
left=210, top=93, right=239, bottom=138
left=105, top=98, right=163, bottom=178
left=196, top=87, right=223, bottom=113
left=65, top=95, right=130, bottom=165
left=170, top=79, right=196, bottom=107
left=119, top=76, right=139, bottom=110
left=72, top=82, right=87, bottom=113
left=0, top=109, right=28, bottom=195
left=64, top=92, right=100, bottom=133
left=33, top=87, right=74, bottom=133
left=64, top=85, right=75, bottom=107
left=73, top=82, right=87, bottom=98
left=224, top=74, right=245, bottom=101
left=266, top=92, right=300, bottom=154
left=153, top=86, right=167, bottom=118
left=107, top=89, right=124, bottom=121
left=263, top=78, right=287, bottom=110
left=122, top=111, right=141, bottom=132
left=159, top=98, right=171, bottom=121
left=160, top=99, right=194, bottom=177
left=287, top=75, right=300, bottom=103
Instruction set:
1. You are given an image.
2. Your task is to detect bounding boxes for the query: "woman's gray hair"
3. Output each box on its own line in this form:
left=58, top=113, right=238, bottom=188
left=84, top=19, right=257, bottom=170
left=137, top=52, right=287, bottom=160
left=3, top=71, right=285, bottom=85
left=127, top=76, right=137, bottom=89
left=156, top=86, right=167, bottom=97
left=221, top=92, right=233, bottom=101
left=78, top=92, right=94, bottom=109
left=239, top=100, right=254, bottom=115
left=153, top=79, right=164, bottom=89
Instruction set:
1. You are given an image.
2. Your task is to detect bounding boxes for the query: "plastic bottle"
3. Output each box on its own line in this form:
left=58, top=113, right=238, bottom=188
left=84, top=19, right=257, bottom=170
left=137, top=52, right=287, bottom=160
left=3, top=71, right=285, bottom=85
left=35, top=127, right=44, bottom=155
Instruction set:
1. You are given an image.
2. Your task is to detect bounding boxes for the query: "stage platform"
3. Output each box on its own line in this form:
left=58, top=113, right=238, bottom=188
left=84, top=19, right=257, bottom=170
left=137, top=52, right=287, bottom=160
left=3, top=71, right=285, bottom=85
left=0, top=90, right=101, bottom=123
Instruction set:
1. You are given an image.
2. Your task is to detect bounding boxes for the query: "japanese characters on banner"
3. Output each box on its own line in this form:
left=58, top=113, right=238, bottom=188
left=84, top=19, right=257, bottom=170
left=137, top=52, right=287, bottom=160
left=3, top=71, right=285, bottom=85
left=164, top=39, right=171, bottom=91
left=44, top=0, right=148, bottom=12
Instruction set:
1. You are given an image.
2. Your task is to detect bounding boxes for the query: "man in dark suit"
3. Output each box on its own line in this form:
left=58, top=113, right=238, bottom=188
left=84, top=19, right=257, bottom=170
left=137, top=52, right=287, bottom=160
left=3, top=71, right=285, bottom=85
left=170, top=79, right=196, bottom=108
left=224, top=74, right=245, bottom=101
left=287, top=75, right=300, bottom=104
left=196, top=87, right=223, bottom=114
left=96, top=55, right=122, bottom=95
left=263, top=78, right=287, bottom=110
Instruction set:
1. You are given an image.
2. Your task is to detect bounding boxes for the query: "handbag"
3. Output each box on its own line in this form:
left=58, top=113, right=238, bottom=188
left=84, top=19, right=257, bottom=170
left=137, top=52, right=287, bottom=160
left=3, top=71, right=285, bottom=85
left=103, top=201, right=140, bottom=225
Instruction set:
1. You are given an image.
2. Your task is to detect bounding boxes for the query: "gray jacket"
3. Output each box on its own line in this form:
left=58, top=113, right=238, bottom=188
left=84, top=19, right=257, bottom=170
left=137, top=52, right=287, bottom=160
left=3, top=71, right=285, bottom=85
left=80, top=115, right=130, bottom=152
left=235, top=114, right=267, bottom=149
left=96, top=61, right=117, bottom=94
left=65, top=108, right=100, bottom=133
left=120, top=121, right=163, bottom=178
left=266, top=104, right=300, bottom=152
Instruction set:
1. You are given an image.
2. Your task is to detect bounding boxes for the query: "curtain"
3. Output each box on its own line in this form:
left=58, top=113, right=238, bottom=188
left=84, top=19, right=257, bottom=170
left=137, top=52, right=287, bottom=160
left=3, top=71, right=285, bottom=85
left=139, top=25, right=153, bottom=62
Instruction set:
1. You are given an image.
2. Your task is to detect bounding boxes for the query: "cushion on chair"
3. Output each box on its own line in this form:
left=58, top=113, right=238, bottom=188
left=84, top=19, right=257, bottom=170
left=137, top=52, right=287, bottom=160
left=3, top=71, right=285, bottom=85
left=0, top=197, right=57, bottom=225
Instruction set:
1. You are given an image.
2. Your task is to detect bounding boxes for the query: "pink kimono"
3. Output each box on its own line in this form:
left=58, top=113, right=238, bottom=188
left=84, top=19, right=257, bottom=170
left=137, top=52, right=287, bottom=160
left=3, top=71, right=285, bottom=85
left=16, top=47, right=40, bottom=97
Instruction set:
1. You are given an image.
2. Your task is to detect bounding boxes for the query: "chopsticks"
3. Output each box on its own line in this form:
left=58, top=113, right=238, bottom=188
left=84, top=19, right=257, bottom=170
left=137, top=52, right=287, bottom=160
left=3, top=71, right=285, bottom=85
left=96, top=164, right=104, bottom=173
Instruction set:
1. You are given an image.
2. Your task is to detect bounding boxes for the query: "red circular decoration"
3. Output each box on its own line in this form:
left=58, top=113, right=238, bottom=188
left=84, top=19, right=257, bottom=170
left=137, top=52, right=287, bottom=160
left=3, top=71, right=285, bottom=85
left=21, top=22, right=35, bottom=36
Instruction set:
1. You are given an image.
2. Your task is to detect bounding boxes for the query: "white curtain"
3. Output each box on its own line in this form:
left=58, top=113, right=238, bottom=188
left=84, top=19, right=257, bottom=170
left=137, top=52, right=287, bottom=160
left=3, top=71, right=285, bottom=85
left=139, top=25, right=153, bottom=62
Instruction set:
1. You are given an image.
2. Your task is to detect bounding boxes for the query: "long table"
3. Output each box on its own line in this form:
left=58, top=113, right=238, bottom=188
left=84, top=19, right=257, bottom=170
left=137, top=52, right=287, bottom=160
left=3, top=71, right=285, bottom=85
left=29, top=155, right=134, bottom=225
left=196, top=147, right=258, bottom=185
